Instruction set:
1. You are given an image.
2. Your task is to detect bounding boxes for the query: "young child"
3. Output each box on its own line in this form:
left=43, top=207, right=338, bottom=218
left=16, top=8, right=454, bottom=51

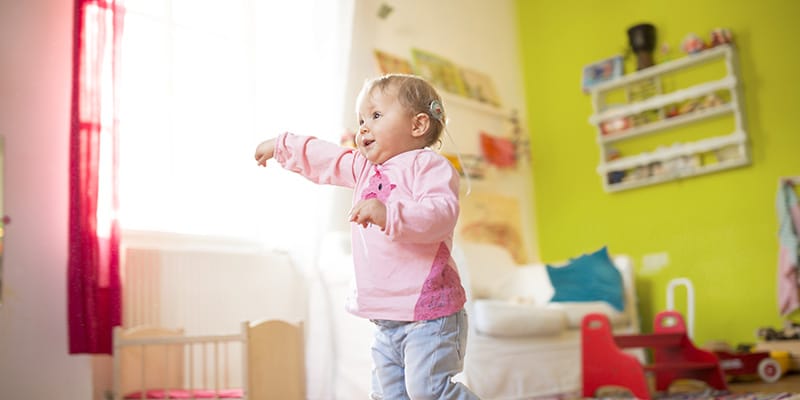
left=254, top=74, right=480, bottom=399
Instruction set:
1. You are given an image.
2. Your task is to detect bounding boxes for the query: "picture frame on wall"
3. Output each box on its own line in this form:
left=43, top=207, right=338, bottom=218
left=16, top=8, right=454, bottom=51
left=582, top=55, right=624, bottom=93
left=373, top=49, right=414, bottom=75
left=410, top=48, right=466, bottom=96
left=460, top=67, right=501, bottom=107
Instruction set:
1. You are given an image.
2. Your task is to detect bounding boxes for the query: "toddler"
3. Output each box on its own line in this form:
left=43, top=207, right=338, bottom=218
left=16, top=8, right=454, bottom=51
left=254, top=74, right=479, bottom=399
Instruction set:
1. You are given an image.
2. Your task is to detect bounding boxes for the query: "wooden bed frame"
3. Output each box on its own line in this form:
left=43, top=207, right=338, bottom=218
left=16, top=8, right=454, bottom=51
left=112, top=320, right=305, bottom=400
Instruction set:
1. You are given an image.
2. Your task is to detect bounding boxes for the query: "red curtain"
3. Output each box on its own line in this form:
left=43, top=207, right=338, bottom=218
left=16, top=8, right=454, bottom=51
left=68, top=0, right=124, bottom=355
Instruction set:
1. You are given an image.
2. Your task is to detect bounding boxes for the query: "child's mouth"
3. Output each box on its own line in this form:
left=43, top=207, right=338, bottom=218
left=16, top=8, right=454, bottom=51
left=363, top=139, right=375, bottom=148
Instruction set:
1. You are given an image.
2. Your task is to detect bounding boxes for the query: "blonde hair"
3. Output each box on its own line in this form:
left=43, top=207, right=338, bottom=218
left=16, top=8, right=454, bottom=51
left=357, top=74, right=446, bottom=148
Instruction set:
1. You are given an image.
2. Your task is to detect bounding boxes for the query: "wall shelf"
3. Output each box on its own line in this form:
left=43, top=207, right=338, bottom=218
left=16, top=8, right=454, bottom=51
left=589, top=77, right=736, bottom=125
left=603, top=158, right=750, bottom=193
left=588, top=44, right=749, bottom=193
left=597, top=131, right=746, bottom=173
left=598, top=103, right=735, bottom=145
left=589, top=44, right=732, bottom=92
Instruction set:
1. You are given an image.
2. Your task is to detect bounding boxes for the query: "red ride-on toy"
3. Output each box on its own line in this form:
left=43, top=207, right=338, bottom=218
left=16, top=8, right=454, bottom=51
left=713, top=350, right=783, bottom=383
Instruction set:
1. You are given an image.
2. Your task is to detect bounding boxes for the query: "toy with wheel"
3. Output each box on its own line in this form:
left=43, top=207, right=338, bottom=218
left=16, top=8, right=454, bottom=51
left=713, top=350, right=784, bottom=383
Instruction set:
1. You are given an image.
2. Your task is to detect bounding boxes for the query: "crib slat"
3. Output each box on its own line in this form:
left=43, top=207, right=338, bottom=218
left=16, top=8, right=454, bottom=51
left=189, top=343, right=195, bottom=399
left=139, top=344, right=145, bottom=400
left=202, top=343, right=208, bottom=392
left=164, top=344, right=170, bottom=394
left=222, top=342, right=229, bottom=390
left=241, top=321, right=249, bottom=400
left=214, top=341, right=220, bottom=399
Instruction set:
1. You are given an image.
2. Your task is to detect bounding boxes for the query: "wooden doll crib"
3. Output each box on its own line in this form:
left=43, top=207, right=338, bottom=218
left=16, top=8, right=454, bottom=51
left=112, top=320, right=305, bottom=400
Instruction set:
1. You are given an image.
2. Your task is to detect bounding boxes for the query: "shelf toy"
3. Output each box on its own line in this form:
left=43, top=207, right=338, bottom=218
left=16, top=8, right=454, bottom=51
left=682, top=33, right=706, bottom=54
left=709, top=28, right=733, bottom=47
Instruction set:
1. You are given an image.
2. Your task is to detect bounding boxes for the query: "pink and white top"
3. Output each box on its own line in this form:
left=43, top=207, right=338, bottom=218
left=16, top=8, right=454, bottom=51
left=274, top=132, right=466, bottom=321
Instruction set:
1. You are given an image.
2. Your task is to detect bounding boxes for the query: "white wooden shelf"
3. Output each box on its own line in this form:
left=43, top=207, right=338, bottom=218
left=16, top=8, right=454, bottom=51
left=589, top=76, right=736, bottom=124
left=589, top=44, right=732, bottom=92
left=598, top=103, right=736, bottom=144
left=597, top=131, right=746, bottom=173
left=604, top=157, right=750, bottom=193
left=587, top=44, right=749, bottom=193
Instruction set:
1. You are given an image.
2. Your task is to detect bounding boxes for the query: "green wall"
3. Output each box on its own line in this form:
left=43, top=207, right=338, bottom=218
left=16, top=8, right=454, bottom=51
left=517, top=0, right=800, bottom=346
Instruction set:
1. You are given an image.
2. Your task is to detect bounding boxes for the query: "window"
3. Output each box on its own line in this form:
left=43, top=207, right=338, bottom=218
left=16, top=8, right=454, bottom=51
left=119, top=0, right=351, bottom=249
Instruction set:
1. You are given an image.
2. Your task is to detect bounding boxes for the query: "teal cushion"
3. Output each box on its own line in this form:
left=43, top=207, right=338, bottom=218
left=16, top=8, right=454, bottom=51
left=546, top=246, right=624, bottom=311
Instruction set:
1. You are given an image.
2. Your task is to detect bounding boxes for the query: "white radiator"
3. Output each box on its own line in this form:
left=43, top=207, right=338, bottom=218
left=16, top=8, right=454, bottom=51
left=121, top=235, right=307, bottom=335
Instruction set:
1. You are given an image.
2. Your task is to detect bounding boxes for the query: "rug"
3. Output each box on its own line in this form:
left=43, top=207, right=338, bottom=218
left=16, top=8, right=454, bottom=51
left=533, top=389, right=800, bottom=400
left=650, top=391, right=800, bottom=400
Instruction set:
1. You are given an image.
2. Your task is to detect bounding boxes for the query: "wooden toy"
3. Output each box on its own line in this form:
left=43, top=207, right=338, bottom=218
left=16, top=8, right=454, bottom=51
left=713, top=349, right=783, bottom=383
left=582, top=310, right=727, bottom=399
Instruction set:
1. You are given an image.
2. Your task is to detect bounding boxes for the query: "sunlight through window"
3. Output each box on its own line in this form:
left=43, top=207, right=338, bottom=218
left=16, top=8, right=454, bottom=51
left=119, top=0, right=349, bottom=249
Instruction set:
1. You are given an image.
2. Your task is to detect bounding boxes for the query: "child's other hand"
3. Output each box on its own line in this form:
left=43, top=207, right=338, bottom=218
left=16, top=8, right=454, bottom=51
left=254, top=139, right=276, bottom=167
left=349, top=199, right=387, bottom=230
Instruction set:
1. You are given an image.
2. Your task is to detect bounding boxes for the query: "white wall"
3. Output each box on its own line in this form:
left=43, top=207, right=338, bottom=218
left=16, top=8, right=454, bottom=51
left=0, top=0, right=94, bottom=398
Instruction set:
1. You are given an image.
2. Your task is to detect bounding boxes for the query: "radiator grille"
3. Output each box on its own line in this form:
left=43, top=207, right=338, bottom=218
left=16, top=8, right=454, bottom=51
left=121, top=244, right=306, bottom=335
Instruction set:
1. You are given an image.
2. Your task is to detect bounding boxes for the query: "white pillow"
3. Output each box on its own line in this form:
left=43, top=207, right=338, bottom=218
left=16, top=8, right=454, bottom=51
left=489, top=265, right=554, bottom=305
left=473, top=299, right=566, bottom=337
left=544, top=301, right=630, bottom=329
left=457, top=242, right=518, bottom=299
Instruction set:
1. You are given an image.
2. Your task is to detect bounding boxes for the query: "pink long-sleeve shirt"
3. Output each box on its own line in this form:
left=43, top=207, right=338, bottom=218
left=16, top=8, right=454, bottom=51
left=274, top=132, right=467, bottom=321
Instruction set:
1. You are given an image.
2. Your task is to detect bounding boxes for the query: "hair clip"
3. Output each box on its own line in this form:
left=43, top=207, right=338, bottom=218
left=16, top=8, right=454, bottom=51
left=429, top=100, right=444, bottom=122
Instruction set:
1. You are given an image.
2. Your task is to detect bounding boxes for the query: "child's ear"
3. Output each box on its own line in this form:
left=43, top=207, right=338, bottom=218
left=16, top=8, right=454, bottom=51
left=411, top=112, right=430, bottom=138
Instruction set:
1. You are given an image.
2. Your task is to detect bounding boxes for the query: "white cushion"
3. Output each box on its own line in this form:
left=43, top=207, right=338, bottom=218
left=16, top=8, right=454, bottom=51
left=473, top=299, right=566, bottom=337
left=458, top=242, right=518, bottom=299
left=489, top=265, right=554, bottom=305
left=544, top=301, right=630, bottom=328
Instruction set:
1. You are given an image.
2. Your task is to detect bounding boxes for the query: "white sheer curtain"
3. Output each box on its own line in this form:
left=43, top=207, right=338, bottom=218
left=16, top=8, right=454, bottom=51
left=118, top=0, right=353, bottom=262
left=118, top=2, right=357, bottom=397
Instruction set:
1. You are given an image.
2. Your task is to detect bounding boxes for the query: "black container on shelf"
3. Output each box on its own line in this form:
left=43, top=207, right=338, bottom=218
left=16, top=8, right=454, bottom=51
left=627, top=23, right=656, bottom=70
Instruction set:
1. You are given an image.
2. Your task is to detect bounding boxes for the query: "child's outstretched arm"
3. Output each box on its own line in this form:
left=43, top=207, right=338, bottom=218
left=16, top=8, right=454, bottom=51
left=254, top=138, right=276, bottom=166
left=255, top=133, right=362, bottom=189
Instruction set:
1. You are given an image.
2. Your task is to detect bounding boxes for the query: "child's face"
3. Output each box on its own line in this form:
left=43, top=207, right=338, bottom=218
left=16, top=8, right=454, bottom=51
left=356, top=87, right=420, bottom=164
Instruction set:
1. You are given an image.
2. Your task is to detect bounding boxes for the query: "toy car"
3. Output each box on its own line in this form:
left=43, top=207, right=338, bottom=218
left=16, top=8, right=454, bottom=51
left=713, top=350, right=783, bottom=383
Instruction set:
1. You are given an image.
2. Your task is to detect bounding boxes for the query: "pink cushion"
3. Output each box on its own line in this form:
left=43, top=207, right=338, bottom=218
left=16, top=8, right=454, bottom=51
left=124, top=389, right=243, bottom=399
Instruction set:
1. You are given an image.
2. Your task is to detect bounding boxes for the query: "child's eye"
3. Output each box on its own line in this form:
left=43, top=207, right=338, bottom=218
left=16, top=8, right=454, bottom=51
left=372, top=112, right=381, bottom=119
left=358, top=119, right=364, bottom=126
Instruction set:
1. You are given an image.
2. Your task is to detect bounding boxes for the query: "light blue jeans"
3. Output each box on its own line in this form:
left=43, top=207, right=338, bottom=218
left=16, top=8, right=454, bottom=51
left=369, top=309, right=480, bottom=400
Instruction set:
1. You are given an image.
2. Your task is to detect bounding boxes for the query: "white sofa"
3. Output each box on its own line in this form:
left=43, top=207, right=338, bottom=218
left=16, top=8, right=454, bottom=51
left=452, top=241, right=641, bottom=400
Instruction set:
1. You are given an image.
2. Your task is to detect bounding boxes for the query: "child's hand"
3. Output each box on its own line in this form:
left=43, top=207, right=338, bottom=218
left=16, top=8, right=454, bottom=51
left=349, top=199, right=387, bottom=230
left=254, top=139, right=276, bottom=167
